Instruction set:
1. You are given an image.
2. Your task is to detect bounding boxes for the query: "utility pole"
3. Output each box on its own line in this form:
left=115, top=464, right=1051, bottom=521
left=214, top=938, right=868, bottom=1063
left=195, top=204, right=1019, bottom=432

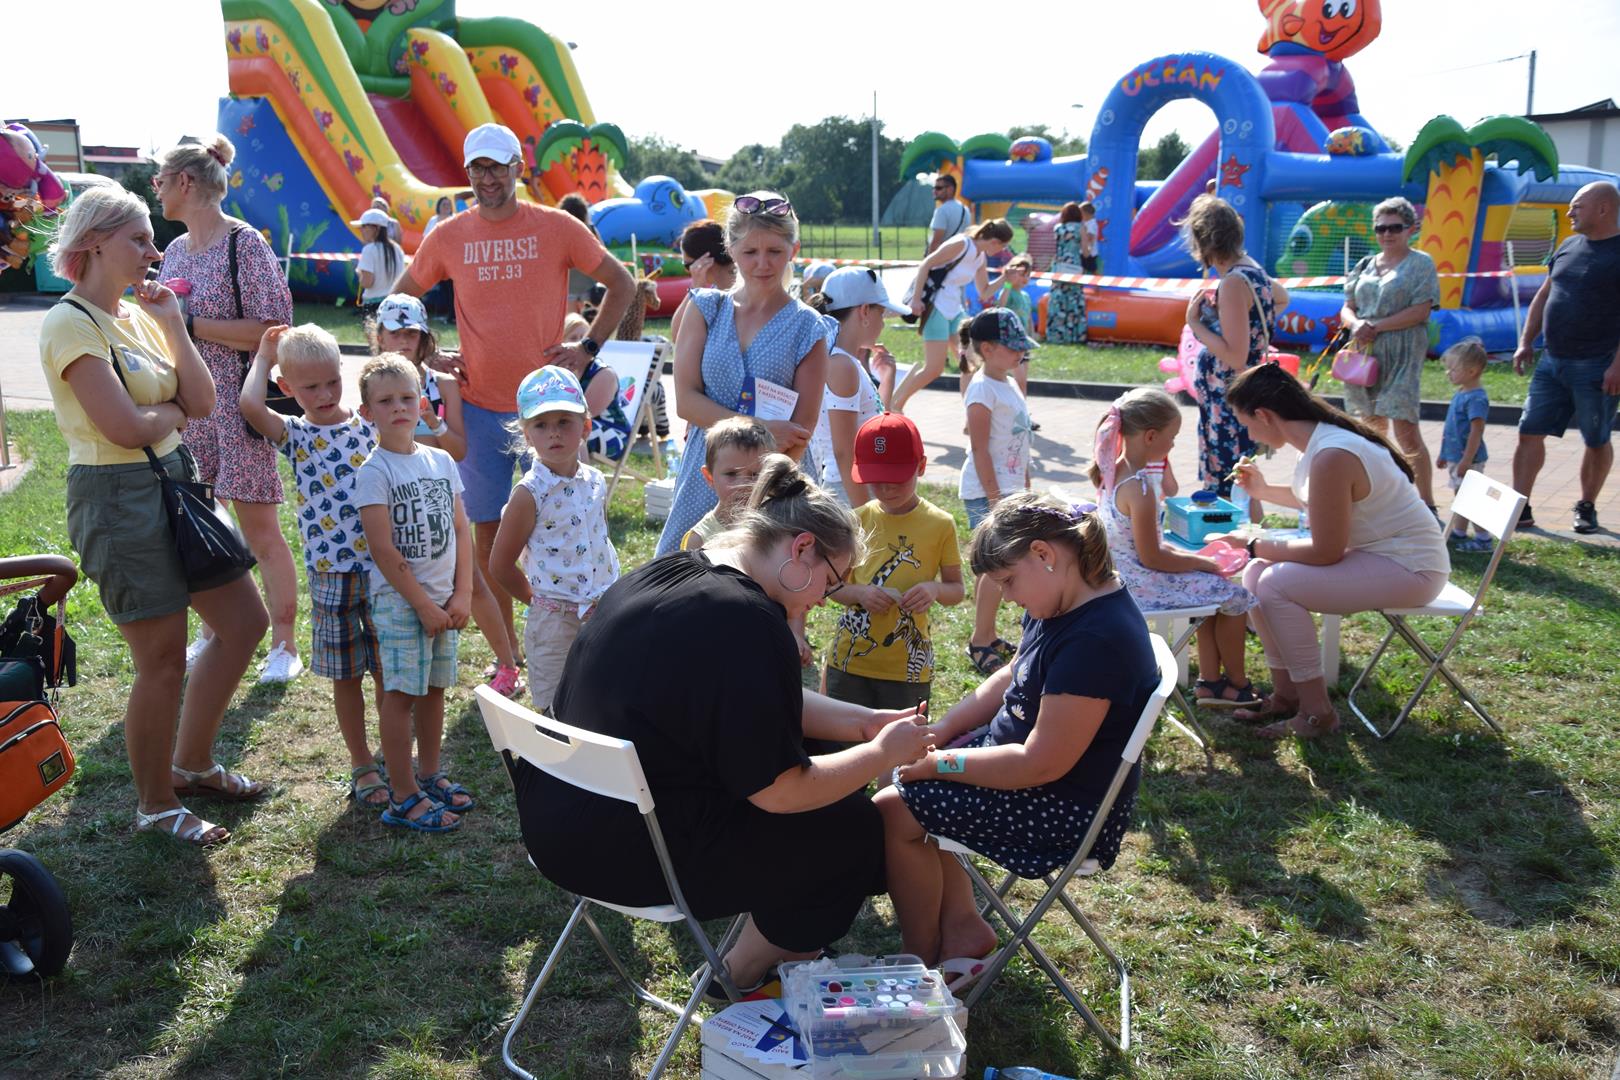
left=1526, top=50, right=1537, bottom=115
left=871, top=93, right=881, bottom=256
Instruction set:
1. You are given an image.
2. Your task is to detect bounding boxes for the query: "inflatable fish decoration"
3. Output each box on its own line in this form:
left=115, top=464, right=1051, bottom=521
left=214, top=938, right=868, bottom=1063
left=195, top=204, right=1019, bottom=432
left=1257, top=0, right=1381, bottom=62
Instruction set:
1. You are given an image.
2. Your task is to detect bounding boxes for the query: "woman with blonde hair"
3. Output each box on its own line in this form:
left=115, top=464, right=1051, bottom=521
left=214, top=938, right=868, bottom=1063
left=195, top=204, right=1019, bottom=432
left=892, top=218, right=1015, bottom=414
left=39, top=184, right=272, bottom=845
left=655, top=192, right=830, bottom=555
left=153, top=133, right=301, bottom=682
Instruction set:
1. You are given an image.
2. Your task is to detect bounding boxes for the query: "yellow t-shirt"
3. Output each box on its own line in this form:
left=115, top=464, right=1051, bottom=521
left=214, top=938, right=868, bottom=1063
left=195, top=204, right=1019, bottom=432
left=828, top=498, right=961, bottom=683
left=40, top=299, right=183, bottom=466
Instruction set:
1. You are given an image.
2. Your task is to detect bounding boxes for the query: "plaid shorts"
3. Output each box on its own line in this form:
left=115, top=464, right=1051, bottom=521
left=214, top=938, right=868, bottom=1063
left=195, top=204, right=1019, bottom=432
left=308, top=570, right=379, bottom=681
left=369, top=588, right=459, bottom=697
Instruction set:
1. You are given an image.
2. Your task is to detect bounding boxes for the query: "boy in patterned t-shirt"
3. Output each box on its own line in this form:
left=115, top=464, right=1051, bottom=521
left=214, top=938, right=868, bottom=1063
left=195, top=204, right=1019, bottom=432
left=826, top=415, right=964, bottom=712
left=241, top=325, right=387, bottom=809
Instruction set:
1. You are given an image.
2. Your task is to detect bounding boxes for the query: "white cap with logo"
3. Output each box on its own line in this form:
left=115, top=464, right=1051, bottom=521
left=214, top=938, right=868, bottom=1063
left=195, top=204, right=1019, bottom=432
left=463, top=123, right=523, bottom=167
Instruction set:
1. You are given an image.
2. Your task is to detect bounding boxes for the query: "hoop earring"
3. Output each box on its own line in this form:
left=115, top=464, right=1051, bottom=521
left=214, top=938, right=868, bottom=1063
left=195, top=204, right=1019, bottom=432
left=777, top=555, right=814, bottom=593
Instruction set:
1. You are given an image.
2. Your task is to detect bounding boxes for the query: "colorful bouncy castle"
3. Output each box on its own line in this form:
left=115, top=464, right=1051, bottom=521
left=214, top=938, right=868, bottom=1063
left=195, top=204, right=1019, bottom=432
left=902, top=0, right=1619, bottom=353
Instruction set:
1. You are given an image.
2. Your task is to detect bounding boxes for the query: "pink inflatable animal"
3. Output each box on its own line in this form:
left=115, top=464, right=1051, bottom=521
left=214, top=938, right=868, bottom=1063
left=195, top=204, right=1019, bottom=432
left=0, top=125, right=66, bottom=210
left=1158, top=324, right=1201, bottom=402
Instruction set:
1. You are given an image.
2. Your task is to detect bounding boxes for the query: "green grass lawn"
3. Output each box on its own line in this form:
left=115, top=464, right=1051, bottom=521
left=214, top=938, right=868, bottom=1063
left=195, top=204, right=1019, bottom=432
left=294, top=301, right=1532, bottom=406
left=3, top=410, right=1616, bottom=1078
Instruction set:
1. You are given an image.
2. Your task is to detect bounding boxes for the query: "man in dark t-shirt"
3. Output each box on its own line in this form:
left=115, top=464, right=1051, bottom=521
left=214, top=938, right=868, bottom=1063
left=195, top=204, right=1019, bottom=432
left=1513, top=181, right=1620, bottom=534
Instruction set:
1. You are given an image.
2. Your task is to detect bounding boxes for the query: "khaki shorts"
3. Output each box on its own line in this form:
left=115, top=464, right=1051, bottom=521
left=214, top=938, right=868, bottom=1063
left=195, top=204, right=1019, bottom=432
left=67, top=449, right=198, bottom=624
left=524, top=599, right=588, bottom=713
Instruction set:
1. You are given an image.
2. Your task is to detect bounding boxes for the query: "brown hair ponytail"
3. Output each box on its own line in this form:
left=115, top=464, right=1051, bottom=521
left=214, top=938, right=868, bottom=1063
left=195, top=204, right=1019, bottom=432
left=967, top=493, right=1114, bottom=586
left=1226, top=364, right=1415, bottom=482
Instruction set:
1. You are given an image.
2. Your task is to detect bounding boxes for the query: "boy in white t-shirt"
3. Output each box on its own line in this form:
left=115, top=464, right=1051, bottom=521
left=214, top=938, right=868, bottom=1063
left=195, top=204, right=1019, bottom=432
left=354, top=355, right=474, bottom=833
left=240, top=325, right=386, bottom=809
left=958, top=308, right=1035, bottom=675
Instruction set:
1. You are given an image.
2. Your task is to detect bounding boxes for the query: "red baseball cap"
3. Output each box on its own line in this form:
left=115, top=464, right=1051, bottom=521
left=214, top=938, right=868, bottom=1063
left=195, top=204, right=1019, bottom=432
left=850, top=413, right=925, bottom=484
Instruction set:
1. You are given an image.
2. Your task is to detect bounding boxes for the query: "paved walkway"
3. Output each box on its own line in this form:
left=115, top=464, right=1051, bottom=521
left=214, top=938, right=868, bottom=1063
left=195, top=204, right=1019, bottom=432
left=2, top=296, right=1614, bottom=546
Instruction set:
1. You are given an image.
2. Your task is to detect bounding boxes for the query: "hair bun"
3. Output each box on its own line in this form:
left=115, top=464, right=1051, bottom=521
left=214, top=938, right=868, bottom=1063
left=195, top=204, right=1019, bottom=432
left=207, top=134, right=235, bottom=168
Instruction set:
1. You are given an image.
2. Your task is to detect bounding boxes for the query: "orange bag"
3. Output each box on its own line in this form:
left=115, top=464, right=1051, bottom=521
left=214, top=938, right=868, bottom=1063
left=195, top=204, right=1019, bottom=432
left=0, top=699, right=74, bottom=832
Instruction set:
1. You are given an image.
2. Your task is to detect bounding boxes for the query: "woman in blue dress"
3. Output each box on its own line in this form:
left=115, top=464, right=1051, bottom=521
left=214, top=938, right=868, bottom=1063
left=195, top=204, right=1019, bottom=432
left=1184, top=195, right=1287, bottom=500
left=656, top=193, right=829, bottom=555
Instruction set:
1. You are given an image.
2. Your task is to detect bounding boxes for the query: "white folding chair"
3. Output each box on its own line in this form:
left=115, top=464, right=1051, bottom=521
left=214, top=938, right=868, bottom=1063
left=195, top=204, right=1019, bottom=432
left=1347, top=471, right=1526, bottom=740
left=932, top=634, right=1177, bottom=1053
left=1143, top=604, right=1218, bottom=751
left=590, top=340, right=669, bottom=501
left=474, top=686, right=746, bottom=1080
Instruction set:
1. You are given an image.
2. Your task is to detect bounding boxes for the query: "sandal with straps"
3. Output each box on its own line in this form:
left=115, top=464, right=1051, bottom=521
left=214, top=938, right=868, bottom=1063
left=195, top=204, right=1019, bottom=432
left=1232, top=695, right=1297, bottom=724
left=990, top=637, right=1019, bottom=661
left=173, top=762, right=267, bottom=802
left=348, top=765, right=390, bottom=810
left=1258, top=712, right=1342, bottom=740
left=967, top=643, right=1007, bottom=676
left=135, top=805, right=229, bottom=846
left=1196, top=677, right=1264, bottom=710
left=417, top=771, right=476, bottom=813
left=381, top=790, right=461, bottom=833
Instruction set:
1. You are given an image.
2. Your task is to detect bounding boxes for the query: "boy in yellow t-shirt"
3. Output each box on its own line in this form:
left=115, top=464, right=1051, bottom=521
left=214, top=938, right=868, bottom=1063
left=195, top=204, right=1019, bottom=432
left=826, top=414, right=965, bottom=711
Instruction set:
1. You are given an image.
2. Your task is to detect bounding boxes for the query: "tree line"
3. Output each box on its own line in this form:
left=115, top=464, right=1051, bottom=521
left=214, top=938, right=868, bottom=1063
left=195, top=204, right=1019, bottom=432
left=623, top=120, right=1191, bottom=221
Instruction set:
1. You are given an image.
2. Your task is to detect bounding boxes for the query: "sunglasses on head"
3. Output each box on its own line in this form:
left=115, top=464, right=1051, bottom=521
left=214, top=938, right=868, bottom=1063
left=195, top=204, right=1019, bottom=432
left=1374, top=223, right=1408, bottom=235
left=734, top=195, right=793, bottom=218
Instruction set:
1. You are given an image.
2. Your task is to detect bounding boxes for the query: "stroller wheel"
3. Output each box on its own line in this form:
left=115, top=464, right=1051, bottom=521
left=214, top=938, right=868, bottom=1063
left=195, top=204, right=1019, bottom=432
left=0, top=848, right=72, bottom=978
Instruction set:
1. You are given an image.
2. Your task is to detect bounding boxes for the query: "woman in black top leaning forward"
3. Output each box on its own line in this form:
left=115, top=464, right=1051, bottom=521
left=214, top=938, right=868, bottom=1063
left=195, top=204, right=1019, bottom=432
left=509, top=455, right=937, bottom=994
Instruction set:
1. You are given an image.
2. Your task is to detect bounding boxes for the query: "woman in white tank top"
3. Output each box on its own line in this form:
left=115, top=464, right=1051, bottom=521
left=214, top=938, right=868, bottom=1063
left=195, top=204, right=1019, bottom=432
left=1208, top=364, right=1448, bottom=739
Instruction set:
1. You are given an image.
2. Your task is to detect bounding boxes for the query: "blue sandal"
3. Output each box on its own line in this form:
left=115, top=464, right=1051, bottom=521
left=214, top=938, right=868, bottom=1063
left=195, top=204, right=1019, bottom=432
left=381, top=790, right=462, bottom=832
left=417, top=771, right=476, bottom=813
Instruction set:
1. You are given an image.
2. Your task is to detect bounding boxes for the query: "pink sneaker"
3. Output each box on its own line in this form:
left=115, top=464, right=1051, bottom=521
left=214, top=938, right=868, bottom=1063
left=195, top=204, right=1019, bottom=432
left=488, top=664, right=525, bottom=698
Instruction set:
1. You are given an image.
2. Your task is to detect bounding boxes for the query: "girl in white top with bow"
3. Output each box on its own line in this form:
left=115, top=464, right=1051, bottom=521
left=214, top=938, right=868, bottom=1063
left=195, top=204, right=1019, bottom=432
left=808, top=267, right=906, bottom=505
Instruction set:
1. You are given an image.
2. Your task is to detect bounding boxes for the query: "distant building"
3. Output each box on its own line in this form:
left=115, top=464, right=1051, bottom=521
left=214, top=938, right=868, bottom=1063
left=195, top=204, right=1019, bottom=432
left=83, top=144, right=153, bottom=181
left=3, top=117, right=83, bottom=173
left=1526, top=99, right=1620, bottom=176
left=694, top=153, right=725, bottom=178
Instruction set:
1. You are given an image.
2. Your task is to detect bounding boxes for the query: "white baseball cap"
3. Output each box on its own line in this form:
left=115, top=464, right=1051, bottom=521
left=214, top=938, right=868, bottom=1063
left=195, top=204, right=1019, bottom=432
left=820, top=265, right=910, bottom=315
left=463, top=123, right=522, bottom=167
left=376, top=294, right=428, bottom=332
left=350, top=207, right=392, bottom=229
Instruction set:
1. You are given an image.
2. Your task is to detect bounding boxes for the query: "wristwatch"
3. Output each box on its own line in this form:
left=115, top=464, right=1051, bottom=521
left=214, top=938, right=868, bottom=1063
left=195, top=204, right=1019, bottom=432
left=580, top=336, right=601, bottom=357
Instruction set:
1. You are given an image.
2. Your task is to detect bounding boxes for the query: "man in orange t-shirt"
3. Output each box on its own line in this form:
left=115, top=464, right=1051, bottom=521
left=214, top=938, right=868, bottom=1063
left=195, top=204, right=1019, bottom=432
left=399, top=123, right=633, bottom=653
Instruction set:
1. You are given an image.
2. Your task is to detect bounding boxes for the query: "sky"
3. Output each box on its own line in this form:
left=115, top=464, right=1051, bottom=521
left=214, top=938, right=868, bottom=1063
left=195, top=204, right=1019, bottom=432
left=9, top=0, right=1619, bottom=167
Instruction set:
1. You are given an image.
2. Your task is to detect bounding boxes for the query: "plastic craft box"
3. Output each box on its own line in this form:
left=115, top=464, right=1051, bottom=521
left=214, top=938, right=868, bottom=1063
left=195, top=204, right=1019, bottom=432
left=779, top=954, right=966, bottom=1079
left=1163, top=494, right=1243, bottom=547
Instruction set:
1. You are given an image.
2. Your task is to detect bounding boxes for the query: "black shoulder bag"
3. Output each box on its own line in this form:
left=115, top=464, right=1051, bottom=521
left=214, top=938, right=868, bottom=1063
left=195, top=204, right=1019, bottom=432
left=59, top=299, right=257, bottom=593
left=899, top=244, right=968, bottom=328
left=227, top=225, right=299, bottom=428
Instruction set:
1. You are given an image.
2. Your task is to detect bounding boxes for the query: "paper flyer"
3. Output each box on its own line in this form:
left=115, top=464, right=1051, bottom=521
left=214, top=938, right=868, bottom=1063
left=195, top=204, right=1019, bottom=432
left=706, top=999, right=807, bottom=1068
left=738, top=376, right=799, bottom=422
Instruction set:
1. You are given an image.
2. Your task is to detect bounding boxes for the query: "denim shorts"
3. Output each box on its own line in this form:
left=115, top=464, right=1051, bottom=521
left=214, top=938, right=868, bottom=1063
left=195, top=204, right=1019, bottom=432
left=922, top=307, right=967, bottom=343
left=964, top=496, right=991, bottom=530
left=458, top=400, right=526, bottom=522
left=1519, top=352, right=1620, bottom=447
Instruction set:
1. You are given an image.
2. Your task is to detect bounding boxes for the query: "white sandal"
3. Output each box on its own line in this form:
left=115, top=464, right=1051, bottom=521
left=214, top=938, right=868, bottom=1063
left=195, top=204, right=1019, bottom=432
left=135, top=805, right=229, bottom=846
left=172, top=762, right=266, bottom=802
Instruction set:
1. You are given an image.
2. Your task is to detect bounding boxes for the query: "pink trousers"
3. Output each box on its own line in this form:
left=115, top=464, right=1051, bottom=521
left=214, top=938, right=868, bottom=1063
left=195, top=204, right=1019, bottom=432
left=1242, top=551, right=1447, bottom=681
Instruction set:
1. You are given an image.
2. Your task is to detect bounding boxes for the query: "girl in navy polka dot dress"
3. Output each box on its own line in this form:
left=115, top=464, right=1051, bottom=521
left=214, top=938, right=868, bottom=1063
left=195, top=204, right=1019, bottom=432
left=875, top=494, right=1160, bottom=979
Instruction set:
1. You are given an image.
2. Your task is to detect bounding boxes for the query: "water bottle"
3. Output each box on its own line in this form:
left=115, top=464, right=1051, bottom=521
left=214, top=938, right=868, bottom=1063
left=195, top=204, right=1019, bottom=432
left=984, top=1068, right=1076, bottom=1080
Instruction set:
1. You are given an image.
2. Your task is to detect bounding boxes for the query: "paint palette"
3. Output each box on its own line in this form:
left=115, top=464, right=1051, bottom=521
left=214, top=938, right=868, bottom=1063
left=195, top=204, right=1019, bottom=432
left=780, top=954, right=967, bottom=1078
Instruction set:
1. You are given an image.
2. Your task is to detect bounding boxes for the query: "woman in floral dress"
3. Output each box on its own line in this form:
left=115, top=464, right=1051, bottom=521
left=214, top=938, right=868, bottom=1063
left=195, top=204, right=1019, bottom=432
left=1045, top=202, right=1088, bottom=344
left=155, top=134, right=299, bottom=682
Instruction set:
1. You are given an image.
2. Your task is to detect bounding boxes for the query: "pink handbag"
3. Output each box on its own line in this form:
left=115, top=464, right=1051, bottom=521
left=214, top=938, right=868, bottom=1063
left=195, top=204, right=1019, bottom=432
left=1332, top=349, right=1380, bottom=387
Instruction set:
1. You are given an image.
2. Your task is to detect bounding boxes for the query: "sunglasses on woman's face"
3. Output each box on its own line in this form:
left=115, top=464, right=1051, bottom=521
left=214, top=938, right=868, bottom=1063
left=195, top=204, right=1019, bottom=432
left=1374, top=223, right=1408, bottom=235
left=734, top=195, right=793, bottom=218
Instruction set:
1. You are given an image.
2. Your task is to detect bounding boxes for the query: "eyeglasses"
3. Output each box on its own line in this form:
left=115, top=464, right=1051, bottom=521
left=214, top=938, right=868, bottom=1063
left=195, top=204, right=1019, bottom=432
left=467, top=161, right=517, bottom=180
left=817, top=547, right=849, bottom=601
left=150, top=172, right=179, bottom=192
left=734, top=195, right=793, bottom=218
left=1373, top=223, right=1408, bottom=235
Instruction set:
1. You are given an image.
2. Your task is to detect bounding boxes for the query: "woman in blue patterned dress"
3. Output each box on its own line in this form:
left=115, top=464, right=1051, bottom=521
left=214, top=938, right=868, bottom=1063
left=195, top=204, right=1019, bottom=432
left=1184, top=195, right=1288, bottom=503
left=1045, top=202, right=1088, bottom=344
left=656, top=193, right=830, bottom=555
